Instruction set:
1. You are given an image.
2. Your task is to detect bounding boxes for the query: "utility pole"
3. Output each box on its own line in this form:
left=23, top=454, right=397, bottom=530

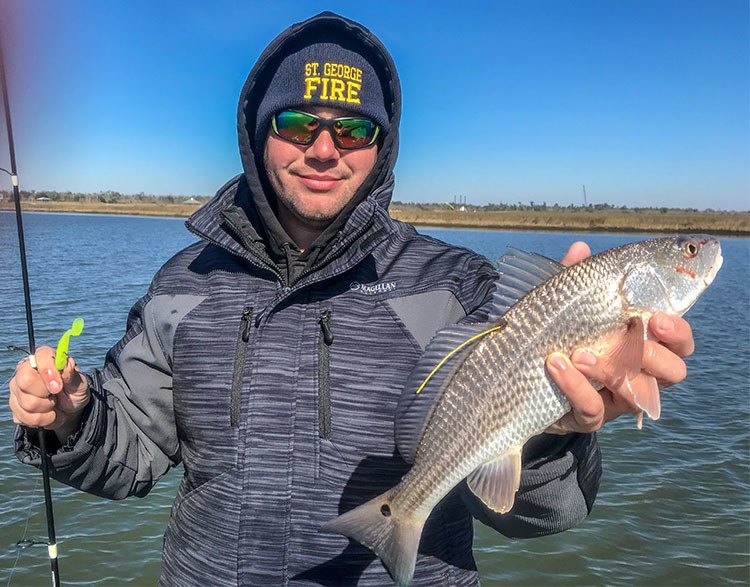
left=582, top=184, right=588, bottom=206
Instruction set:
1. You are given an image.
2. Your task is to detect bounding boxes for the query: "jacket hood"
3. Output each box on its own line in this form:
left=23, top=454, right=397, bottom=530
left=235, top=11, right=402, bottom=260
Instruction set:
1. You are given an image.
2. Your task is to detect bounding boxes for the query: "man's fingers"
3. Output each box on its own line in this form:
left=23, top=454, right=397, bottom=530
left=9, top=392, right=56, bottom=428
left=25, top=346, right=64, bottom=395
left=30, top=346, right=66, bottom=395
left=31, top=346, right=56, bottom=370
left=40, top=367, right=64, bottom=395
left=649, top=313, right=694, bottom=357
left=642, top=340, right=687, bottom=386
left=569, top=347, right=634, bottom=400
left=13, top=385, right=56, bottom=413
left=12, top=362, right=51, bottom=398
left=546, top=353, right=604, bottom=432
left=560, top=241, right=591, bottom=267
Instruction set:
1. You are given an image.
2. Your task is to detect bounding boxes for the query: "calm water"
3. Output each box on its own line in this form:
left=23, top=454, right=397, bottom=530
left=0, top=212, right=748, bottom=586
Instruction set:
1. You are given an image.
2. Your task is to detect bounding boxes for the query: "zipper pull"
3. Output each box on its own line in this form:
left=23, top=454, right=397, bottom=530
left=319, top=310, right=334, bottom=345
left=241, top=307, right=253, bottom=342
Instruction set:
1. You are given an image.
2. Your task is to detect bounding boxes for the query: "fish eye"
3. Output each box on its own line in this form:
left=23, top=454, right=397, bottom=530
left=682, top=240, right=699, bottom=258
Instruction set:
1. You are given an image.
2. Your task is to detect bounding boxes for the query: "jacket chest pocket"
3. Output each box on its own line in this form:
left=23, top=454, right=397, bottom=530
left=317, top=309, right=334, bottom=440
left=313, top=301, right=419, bottom=487
left=230, top=306, right=254, bottom=427
left=171, top=300, right=256, bottom=484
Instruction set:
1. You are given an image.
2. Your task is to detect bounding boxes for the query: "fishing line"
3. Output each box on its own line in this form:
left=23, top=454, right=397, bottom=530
left=0, top=29, right=61, bottom=587
left=5, top=474, right=41, bottom=587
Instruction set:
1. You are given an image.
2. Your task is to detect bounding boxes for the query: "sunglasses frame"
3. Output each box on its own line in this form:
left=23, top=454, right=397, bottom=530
left=271, top=109, right=381, bottom=150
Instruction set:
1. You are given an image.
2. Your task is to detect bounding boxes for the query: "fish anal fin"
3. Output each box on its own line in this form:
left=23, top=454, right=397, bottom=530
left=466, top=446, right=522, bottom=514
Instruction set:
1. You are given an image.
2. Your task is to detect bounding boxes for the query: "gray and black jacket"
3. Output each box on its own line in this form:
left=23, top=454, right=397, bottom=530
left=16, top=12, right=601, bottom=586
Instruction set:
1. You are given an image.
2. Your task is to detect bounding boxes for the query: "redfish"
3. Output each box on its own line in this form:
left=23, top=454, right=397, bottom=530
left=324, top=235, right=723, bottom=586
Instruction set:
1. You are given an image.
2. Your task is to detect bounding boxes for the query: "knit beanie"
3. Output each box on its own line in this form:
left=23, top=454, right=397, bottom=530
left=254, top=42, right=389, bottom=149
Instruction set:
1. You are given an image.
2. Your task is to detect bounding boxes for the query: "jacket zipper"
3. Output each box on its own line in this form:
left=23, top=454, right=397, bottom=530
left=295, top=209, right=377, bottom=284
left=252, top=211, right=378, bottom=329
left=185, top=222, right=286, bottom=285
left=318, top=309, right=334, bottom=440
left=230, top=306, right=253, bottom=427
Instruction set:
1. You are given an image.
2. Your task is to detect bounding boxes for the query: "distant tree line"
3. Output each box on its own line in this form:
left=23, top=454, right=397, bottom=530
left=0, top=190, right=727, bottom=214
left=391, top=200, right=717, bottom=214
left=0, top=189, right=211, bottom=205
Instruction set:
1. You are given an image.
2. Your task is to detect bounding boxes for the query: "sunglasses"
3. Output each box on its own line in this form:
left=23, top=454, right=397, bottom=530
left=271, top=110, right=380, bottom=150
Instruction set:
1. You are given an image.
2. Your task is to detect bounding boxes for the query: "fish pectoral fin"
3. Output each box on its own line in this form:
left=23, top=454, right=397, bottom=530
left=593, top=316, right=645, bottom=405
left=596, top=317, right=662, bottom=423
left=632, top=374, right=661, bottom=422
left=466, top=446, right=522, bottom=514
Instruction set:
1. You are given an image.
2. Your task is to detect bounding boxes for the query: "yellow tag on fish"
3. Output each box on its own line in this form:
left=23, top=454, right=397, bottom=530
left=416, top=324, right=505, bottom=394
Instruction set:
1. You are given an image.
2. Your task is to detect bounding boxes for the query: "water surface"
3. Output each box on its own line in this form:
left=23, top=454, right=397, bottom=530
left=1, top=212, right=747, bottom=585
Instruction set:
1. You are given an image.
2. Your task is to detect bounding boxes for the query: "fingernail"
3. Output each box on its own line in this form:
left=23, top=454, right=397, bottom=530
left=549, top=355, right=568, bottom=372
left=49, top=379, right=61, bottom=393
left=655, top=314, right=674, bottom=332
left=573, top=349, right=597, bottom=366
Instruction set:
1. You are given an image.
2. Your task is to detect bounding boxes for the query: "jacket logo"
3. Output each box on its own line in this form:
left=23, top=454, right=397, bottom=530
left=350, top=281, right=397, bottom=295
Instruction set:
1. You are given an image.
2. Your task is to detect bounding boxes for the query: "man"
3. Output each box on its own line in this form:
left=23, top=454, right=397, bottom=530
left=9, top=12, right=695, bottom=586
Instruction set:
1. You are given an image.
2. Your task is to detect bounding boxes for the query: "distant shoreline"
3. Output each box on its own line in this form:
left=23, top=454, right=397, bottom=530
left=2, top=200, right=748, bottom=236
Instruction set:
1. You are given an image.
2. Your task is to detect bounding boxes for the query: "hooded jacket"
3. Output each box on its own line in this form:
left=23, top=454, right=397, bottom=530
left=16, top=12, right=601, bottom=586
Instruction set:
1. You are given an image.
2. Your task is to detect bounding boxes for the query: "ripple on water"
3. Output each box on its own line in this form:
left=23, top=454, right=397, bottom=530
left=3, top=218, right=748, bottom=586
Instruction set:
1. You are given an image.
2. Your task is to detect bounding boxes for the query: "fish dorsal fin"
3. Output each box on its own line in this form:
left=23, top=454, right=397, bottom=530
left=395, top=322, right=503, bottom=464
left=466, top=446, right=523, bottom=513
left=489, top=248, right=565, bottom=322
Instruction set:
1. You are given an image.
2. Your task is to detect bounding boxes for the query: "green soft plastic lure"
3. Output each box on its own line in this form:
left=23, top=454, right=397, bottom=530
left=54, top=317, right=84, bottom=371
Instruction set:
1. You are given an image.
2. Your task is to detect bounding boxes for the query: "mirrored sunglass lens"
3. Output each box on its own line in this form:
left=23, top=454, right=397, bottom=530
left=334, top=119, right=377, bottom=147
left=275, top=111, right=318, bottom=143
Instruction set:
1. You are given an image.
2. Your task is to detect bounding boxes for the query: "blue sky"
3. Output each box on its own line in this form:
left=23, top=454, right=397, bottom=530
left=1, top=0, right=748, bottom=210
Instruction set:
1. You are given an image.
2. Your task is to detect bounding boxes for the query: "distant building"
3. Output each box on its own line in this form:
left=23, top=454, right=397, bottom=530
left=35, top=196, right=51, bottom=201
left=184, top=197, right=200, bottom=205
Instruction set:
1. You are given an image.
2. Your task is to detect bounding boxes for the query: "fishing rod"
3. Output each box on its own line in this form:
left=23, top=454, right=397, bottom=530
left=0, top=31, right=62, bottom=587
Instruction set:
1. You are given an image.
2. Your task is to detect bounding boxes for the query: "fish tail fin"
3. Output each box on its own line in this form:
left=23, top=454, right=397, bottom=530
left=322, top=489, right=425, bottom=586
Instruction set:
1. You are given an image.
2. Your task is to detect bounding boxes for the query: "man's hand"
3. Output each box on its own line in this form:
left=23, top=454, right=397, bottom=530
left=544, top=241, right=694, bottom=434
left=9, top=346, right=90, bottom=442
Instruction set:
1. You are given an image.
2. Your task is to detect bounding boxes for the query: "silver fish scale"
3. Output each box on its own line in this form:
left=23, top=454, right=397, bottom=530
left=393, top=250, right=631, bottom=517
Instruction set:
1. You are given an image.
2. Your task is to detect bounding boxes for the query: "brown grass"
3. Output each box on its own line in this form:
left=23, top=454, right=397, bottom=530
left=389, top=208, right=750, bottom=236
left=2, top=200, right=748, bottom=235
left=0, top=200, right=202, bottom=218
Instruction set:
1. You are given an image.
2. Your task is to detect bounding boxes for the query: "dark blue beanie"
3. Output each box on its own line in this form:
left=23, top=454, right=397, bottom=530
left=254, top=42, right=389, bottom=149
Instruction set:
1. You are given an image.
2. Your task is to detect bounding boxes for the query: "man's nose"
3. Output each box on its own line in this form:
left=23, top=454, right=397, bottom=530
left=306, top=128, right=339, bottom=162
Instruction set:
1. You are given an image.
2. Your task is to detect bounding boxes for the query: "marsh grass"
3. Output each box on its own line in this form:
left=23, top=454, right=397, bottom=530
left=389, top=207, right=750, bottom=235
left=2, top=200, right=748, bottom=235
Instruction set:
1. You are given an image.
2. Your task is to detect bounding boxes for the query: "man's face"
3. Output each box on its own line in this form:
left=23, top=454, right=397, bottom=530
left=263, top=106, right=379, bottom=232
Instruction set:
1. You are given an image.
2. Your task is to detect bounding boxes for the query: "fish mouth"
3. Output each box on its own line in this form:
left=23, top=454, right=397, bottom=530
left=704, top=254, right=723, bottom=286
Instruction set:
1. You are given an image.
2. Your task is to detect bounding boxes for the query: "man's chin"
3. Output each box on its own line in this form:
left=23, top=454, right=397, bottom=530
left=297, top=210, right=340, bottom=227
